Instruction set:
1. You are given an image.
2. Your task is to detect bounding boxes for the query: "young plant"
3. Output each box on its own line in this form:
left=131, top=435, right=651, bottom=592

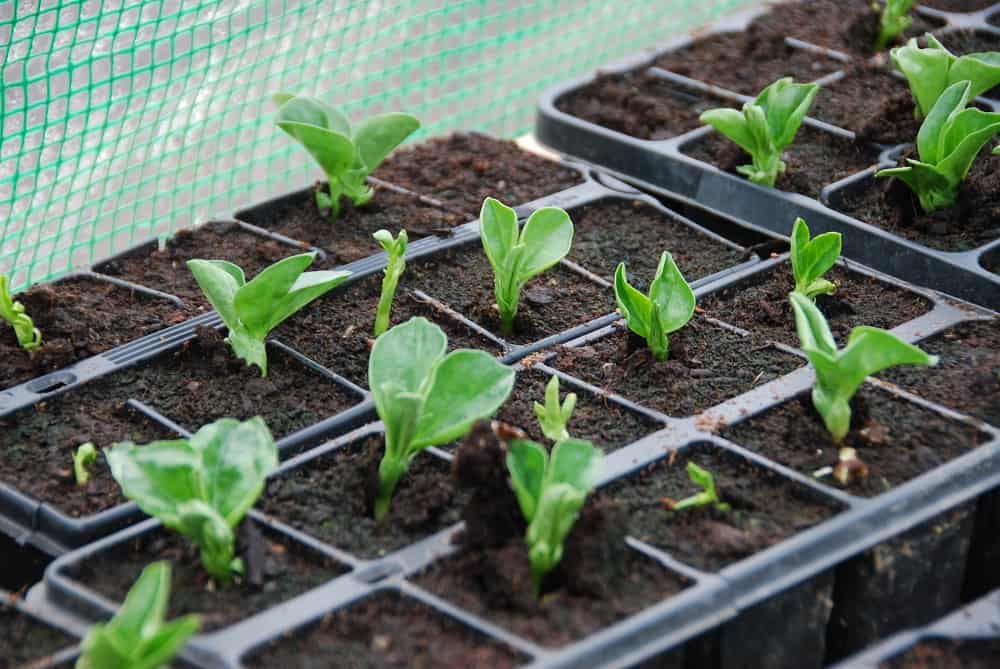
left=790, top=217, right=841, bottom=300
left=614, top=251, right=695, bottom=362
left=667, top=462, right=730, bottom=512
left=187, top=252, right=349, bottom=375
left=0, top=274, right=41, bottom=352
left=700, top=77, right=819, bottom=187
left=73, top=442, right=97, bottom=487
left=373, top=228, right=407, bottom=337
left=370, top=317, right=515, bottom=520
left=994, top=146, right=1000, bottom=155
left=76, top=562, right=199, bottom=669
left=790, top=292, right=937, bottom=442
left=876, top=80, right=1000, bottom=212
left=480, top=197, right=573, bottom=333
left=106, top=417, right=278, bottom=583
left=534, top=374, right=577, bottom=443
left=273, top=93, right=419, bottom=218
left=507, top=438, right=603, bottom=596
left=874, top=0, right=914, bottom=51
left=891, top=34, right=1000, bottom=119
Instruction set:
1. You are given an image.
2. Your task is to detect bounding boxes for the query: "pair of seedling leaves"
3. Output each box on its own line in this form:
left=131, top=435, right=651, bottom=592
left=0, top=274, right=42, bottom=353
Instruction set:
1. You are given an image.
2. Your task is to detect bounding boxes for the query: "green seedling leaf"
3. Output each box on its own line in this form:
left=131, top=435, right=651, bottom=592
left=0, top=274, right=42, bottom=353
left=370, top=317, right=515, bottom=520
left=480, top=198, right=573, bottom=333
left=614, top=252, right=695, bottom=361
left=74, top=442, right=97, bottom=487
left=670, top=462, right=730, bottom=512
left=875, top=0, right=914, bottom=51
left=790, top=217, right=841, bottom=300
left=187, top=252, right=349, bottom=375
left=891, top=34, right=1000, bottom=118
left=105, top=418, right=278, bottom=583
left=790, top=293, right=937, bottom=441
left=700, top=77, right=819, bottom=187
left=533, top=375, right=577, bottom=443
left=373, top=229, right=408, bottom=336
left=993, top=145, right=999, bottom=155
left=876, top=80, right=1000, bottom=212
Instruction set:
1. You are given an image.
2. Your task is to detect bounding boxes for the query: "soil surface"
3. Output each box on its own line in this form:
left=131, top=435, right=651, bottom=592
left=71, top=521, right=343, bottom=632
left=1, top=534, right=51, bottom=594
left=927, top=29, right=1000, bottom=99
left=0, top=276, right=187, bottom=391
left=0, top=602, right=76, bottom=667
left=811, top=64, right=919, bottom=145
left=880, top=319, right=1000, bottom=426
left=605, top=442, right=841, bottom=571
left=922, top=0, right=998, bottom=13
left=883, top=638, right=1000, bottom=669
left=373, top=133, right=584, bottom=216
left=237, top=186, right=465, bottom=265
left=833, top=145, right=1000, bottom=251
left=683, top=125, right=880, bottom=199
left=245, top=592, right=526, bottom=669
left=720, top=387, right=987, bottom=497
left=654, top=29, right=842, bottom=97
left=984, top=247, right=1000, bottom=275
left=551, top=320, right=803, bottom=418
left=261, top=437, right=467, bottom=559
left=699, top=263, right=933, bottom=347
left=992, top=10, right=1000, bottom=26
left=555, top=71, right=730, bottom=141
left=407, top=242, right=616, bottom=346
left=567, top=199, right=746, bottom=288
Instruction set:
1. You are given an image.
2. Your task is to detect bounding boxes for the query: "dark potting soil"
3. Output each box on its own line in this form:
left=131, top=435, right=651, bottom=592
left=96, top=220, right=302, bottom=308
left=720, top=387, right=988, bottom=497
left=922, top=0, right=998, bottom=13
left=0, top=534, right=51, bottom=593
left=135, top=328, right=360, bottom=441
left=407, top=243, right=616, bottom=346
left=699, top=263, right=934, bottom=347
left=236, top=186, right=465, bottom=265
left=273, top=273, right=503, bottom=389
left=984, top=247, right=1000, bottom=275
left=928, top=29, right=1000, bottom=99
left=811, top=64, right=920, bottom=145
left=373, top=133, right=585, bottom=216
left=551, top=320, right=803, bottom=418
left=880, top=319, right=1000, bottom=427
left=833, top=146, right=1000, bottom=251
left=992, top=10, right=1000, bottom=26
left=682, top=125, right=881, bottom=199
left=70, top=521, right=344, bottom=632
left=567, top=199, right=746, bottom=288
left=0, top=602, right=76, bottom=668
left=0, top=276, right=188, bottom=391
left=245, top=592, right=526, bottom=669
left=653, top=30, right=842, bottom=97
left=555, top=70, right=730, bottom=141
left=883, top=638, right=1000, bottom=669
left=261, top=437, right=467, bottom=559
left=605, top=442, right=841, bottom=571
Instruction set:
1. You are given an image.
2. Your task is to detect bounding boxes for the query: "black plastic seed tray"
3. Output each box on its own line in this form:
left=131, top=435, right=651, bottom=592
left=535, top=3, right=1000, bottom=311
left=1, top=589, right=79, bottom=669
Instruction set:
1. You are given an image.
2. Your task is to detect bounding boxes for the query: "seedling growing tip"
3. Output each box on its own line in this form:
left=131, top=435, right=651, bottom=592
left=891, top=35, right=1000, bottom=119
left=0, top=274, right=41, bottom=352
left=534, top=375, right=577, bottom=443
left=666, top=462, right=730, bottom=512
left=373, top=229, right=407, bottom=337
left=615, top=252, right=695, bottom=362
left=73, top=442, right=97, bottom=487
left=790, top=217, right=841, bottom=300
left=874, top=0, right=914, bottom=51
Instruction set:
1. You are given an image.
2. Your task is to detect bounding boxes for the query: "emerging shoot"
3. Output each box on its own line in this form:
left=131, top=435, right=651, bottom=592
left=480, top=197, right=573, bottom=333
left=187, top=252, right=350, bottom=375
left=790, top=292, right=937, bottom=442
left=667, top=462, right=730, bottom=512
left=534, top=375, right=577, bottom=443
left=370, top=317, right=515, bottom=520
left=106, top=417, right=278, bottom=583
left=74, top=442, right=97, bottom=487
left=507, top=438, right=603, bottom=597
left=700, top=77, right=819, bottom=187
left=273, top=93, right=419, bottom=218
left=790, top=217, right=841, bottom=300
left=0, top=274, right=42, bottom=352
left=614, top=252, right=695, bottom=362
left=994, top=146, right=1000, bottom=155
left=76, top=562, right=199, bottom=669
left=373, top=229, right=407, bottom=337
left=874, top=0, right=914, bottom=51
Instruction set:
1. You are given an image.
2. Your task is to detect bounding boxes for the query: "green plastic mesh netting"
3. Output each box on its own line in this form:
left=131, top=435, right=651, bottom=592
left=2, top=0, right=759, bottom=289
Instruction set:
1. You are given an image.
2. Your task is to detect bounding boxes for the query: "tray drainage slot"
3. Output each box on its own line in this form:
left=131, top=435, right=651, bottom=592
left=26, top=371, right=77, bottom=395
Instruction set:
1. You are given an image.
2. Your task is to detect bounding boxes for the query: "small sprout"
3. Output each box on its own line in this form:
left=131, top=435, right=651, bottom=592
left=790, top=217, right=841, bottom=300
left=700, top=78, right=819, bottom=187
left=480, top=197, right=574, bottom=333
left=874, top=0, right=914, bottom=51
left=73, top=442, right=97, bottom=487
left=614, top=252, right=695, bottom=362
left=0, top=274, right=42, bottom=353
left=76, top=562, right=199, bottom=669
left=533, top=375, right=577, bottom=443
left=370, top=317, right=515, bottom=520
left=994, top=146, right=1000, bottom=155
left=833, top=447, right=869, bottom=486
left=106, top=417, right=278, bottom=583
left=373, top=229, right=407, bottom=337
left=891, top=35, right=1000, bottom=119
left=273, top=93, right=419, bottom=218
left=507, top=438, right=603, bottom=597
left=790, top=292, right=937, bottom=442
left=187, top=252, right=350, bottom=375
left=876, top=81, right=1000, bottom=212
left=667, top=462, right=731, bottom=512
